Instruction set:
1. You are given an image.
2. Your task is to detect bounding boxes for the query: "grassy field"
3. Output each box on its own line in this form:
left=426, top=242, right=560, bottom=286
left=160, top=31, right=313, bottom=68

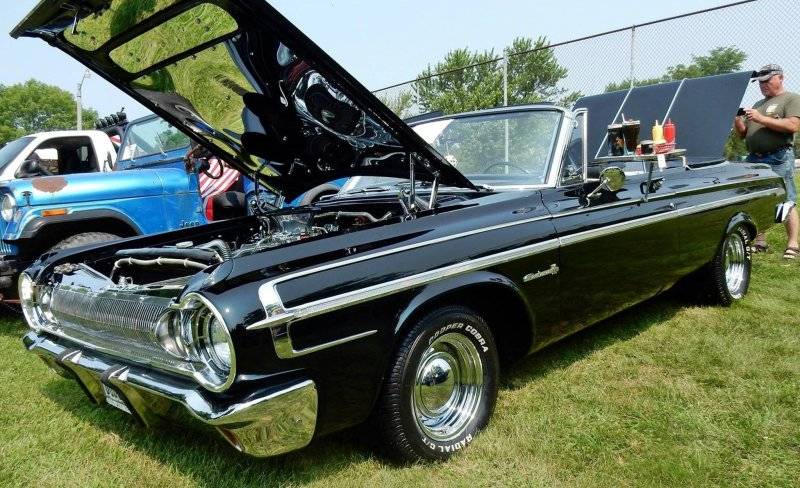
left=1, top=223, right=799, bottom=487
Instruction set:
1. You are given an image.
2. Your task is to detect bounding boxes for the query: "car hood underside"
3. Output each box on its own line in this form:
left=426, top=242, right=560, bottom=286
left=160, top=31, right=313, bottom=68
left=12, top=0, right=475, bottom=200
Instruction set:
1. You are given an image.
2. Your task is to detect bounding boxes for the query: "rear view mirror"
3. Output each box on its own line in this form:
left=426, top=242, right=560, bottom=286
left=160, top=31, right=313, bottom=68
left=586, top=166, right=625, bottom=200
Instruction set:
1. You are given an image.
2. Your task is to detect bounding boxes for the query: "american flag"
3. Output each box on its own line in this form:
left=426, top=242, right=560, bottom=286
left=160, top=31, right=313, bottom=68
left=198, top=157, right=241, bottom=198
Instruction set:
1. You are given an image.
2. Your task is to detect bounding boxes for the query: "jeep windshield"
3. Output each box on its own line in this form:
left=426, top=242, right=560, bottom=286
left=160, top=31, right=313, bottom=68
left=118, top=117, right=190, bottom=170
left=413, top=108, right=564, bottom=188
left=0, top=136, right=34, bottom=175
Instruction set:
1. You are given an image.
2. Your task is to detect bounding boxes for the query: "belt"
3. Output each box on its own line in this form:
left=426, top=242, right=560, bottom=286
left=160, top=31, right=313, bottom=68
left=750, top=146, right=792, bottom=158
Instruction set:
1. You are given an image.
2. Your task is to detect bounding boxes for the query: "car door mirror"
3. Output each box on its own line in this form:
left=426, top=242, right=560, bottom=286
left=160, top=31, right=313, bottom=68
left=586, top=166, right=625, bottom=200
left=601, top=166, right=625, bottom=192
left=19, top=158, right=41, bottom=177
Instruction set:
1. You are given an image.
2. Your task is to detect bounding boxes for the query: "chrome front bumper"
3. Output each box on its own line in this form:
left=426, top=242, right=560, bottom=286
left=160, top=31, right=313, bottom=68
left=23, top=331, right=318, bottom=458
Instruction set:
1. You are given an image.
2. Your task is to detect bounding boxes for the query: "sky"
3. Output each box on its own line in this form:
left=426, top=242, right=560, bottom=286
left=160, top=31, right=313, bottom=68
left=1, top=0, right=732, bottom=121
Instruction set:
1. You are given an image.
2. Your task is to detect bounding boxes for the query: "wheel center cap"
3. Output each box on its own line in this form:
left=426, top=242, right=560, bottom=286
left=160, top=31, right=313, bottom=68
left=418, top=355, right=456, bottom=413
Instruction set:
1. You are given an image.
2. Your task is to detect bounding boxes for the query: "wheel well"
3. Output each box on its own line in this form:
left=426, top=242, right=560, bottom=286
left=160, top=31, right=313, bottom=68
left=27, top=218, right=138, bottom=256
left=400, top=283, right=534, bottom=368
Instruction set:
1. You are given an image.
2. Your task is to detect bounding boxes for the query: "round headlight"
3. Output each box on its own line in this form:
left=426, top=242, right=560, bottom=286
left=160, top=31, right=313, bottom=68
left=208, top=317, right=232, bottom=369
left=1, top=194, right=16, bottom=222
left=170, top=293, right=236, bottom=392
left=19, top=273, right=37, bottom=327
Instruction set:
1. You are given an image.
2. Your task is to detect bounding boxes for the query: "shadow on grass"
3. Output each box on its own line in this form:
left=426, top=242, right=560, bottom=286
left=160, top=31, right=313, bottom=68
left=36, top=292, right=685, bottom=485
left=39, top=377, right=378, bottom=486
left=502, top=292, right=683, bottom=388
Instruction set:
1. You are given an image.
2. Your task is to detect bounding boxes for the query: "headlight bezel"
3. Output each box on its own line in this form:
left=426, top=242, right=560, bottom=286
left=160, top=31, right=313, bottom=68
left=157, top=293, right=236, bottom=392
left=1, top=193, right=16, bottom=222
left=18, top=273, right=37, bottom=327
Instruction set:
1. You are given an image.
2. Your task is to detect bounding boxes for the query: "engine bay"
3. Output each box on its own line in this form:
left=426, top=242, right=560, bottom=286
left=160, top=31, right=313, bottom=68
left=47, top=191, right=473, bottom=294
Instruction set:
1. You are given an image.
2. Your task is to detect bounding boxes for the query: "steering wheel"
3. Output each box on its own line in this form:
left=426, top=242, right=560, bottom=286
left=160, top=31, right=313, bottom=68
left=482, top=161, right=529, bottom=174
left=202, top=157, right=224, bottom=179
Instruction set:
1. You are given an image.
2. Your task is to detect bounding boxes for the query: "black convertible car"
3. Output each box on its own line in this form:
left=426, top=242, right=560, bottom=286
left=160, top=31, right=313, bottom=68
left=13, top=0, right=784, bottom=461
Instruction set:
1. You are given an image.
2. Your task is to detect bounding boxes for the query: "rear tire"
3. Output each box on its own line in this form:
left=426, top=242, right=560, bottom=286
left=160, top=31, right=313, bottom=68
left=697, top=225, right=752, bottom=305
left=47, top=232, right=121, bottom=253
left=375, top=306, right=498, bottom=462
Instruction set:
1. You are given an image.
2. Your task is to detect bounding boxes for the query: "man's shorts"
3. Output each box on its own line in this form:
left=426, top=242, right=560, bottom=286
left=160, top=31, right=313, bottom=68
left=747, top=148, right=797, bottom=203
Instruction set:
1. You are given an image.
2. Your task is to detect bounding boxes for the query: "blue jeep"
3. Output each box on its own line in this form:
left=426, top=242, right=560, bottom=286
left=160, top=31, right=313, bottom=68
left=0, top=115, right=207, bottom=297
left=0, top=113, right=347, bottom=298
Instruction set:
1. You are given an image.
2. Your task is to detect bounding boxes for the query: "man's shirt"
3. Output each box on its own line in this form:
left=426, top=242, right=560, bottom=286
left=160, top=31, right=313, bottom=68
left=745, top=91, right=800, bottom=154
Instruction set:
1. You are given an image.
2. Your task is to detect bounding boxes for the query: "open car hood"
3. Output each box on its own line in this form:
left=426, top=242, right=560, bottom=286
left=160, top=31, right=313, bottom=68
left=12, top=0, right=475, bottom=199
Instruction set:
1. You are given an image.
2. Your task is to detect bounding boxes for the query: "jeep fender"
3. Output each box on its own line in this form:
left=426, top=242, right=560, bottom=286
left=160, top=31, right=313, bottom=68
left=19, top=209, right=142, bottom=239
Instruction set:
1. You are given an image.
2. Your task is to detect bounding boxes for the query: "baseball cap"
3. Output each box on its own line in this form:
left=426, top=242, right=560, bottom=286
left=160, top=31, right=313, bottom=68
left=754, top=64, right=783, bottom=82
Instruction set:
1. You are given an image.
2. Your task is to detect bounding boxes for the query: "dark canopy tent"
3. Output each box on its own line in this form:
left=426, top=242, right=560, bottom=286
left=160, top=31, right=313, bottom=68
left=573, top=71, right=752, bottom=162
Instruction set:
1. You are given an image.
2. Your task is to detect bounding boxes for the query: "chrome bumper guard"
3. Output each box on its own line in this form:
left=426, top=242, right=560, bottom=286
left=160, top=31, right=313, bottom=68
left=24, top=331, right=318, bottom=458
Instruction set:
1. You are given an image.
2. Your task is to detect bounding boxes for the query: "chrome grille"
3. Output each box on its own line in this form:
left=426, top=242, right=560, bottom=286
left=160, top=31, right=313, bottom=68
left=0, top=219, right=11, bottom=254
left=46, top=284, right=189, bottom=372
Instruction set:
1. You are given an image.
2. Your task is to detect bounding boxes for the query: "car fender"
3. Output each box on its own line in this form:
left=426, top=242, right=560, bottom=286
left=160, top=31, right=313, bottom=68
left=395, top=270, right=536, bottom=345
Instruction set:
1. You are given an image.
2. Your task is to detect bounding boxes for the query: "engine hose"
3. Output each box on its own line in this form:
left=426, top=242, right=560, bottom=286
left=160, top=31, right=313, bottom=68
left=315, top=211, right=390, bottom=223
left=111, top=257, right=209, bottom=282
left=196, top=239, right=232, bottom=261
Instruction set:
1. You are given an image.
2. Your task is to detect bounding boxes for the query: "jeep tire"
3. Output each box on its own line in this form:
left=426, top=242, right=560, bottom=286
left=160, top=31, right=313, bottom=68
left=47, top=232, right=121, bottom=253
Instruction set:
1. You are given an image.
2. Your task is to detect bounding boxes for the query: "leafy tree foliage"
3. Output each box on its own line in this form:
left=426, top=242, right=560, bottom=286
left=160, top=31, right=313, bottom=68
left=604, top=46, right=747, bottom=92
left=413, top=37, right=577, bottom=115
left=0, top=80, right=99, bottom=144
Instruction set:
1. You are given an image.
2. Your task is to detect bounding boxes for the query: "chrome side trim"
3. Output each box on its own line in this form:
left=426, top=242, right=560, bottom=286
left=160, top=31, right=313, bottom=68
left=559, top=188, right=780, bottom=246
left=249, top=237, right=562, bottom=332
left=251, top=187, right=781, bottom=346
left=270, top=325, right=377, bottom=359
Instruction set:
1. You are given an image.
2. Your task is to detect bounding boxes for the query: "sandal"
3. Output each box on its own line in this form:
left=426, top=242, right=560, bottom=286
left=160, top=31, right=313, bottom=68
left=783, top=247, right=799, bottom=259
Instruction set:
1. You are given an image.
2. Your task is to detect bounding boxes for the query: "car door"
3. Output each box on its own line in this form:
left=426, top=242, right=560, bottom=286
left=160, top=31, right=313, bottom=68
left=540, top=111, right=680, bottom=345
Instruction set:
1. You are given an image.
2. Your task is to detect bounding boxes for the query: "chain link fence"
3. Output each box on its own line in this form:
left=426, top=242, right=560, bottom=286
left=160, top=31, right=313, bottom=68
left=373, top=0, right=798, bottom=120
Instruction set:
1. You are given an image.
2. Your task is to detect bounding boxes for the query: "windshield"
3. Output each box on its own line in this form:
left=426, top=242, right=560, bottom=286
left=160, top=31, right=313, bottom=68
left=0, top=137, right=34, bottom=175
left=414, top=110, right=563, bottom=187
left=119, top=117, right=190, bottom=163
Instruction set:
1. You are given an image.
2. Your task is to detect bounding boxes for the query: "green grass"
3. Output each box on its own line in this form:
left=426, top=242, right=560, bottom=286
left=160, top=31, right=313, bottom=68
left=1, top=223, right=800, bottom=487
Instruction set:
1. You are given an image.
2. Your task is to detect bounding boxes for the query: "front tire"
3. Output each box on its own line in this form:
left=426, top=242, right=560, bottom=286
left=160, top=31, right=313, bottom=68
left=700, top=225, right=752, bottom=305
left=376, top=306, right=498, bottom=461
left=47, top=232, right=121, bottom=253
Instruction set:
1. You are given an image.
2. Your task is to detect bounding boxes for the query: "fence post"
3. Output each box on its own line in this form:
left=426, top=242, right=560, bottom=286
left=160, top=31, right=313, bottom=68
left=503, top=49, right=509, bottom=163
left=503, top=49, right=509, bottom=107
left=629, top=25, right=636, bottom=89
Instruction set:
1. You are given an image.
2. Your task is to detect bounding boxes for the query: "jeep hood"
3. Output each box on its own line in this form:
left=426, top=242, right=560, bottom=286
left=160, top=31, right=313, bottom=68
left=12, top=0, right=475, bottom=200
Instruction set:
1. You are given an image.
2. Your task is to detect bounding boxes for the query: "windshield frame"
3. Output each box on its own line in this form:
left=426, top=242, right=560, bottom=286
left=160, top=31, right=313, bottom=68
left=410, top=105, right=571, bottom=190
left=0, top=136, right=35, bottom=176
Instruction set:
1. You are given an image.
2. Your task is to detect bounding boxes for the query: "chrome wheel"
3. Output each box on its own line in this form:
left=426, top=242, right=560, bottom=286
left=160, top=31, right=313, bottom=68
left=723, top=232, right=747, bottom=298
left=412, top=332, right=484, bottom=442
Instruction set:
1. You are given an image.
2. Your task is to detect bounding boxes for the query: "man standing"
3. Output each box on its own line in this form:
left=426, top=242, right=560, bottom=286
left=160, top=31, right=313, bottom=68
left=734, top=64, right=800, bottom=259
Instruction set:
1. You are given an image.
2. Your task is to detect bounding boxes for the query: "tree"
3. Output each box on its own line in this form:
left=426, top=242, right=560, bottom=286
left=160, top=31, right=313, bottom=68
left=413, top=37, right=576, bottom=115
left=604, top=46, right=747, bottom=92
left=377, top=90, right=415, bottom=119
left=0, top=79, right=99, bottom=144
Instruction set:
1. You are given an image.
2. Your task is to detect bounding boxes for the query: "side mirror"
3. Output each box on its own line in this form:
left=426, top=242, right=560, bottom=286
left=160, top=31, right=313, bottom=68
left=586, top=166, right=625, bottom=200
left=20, top=158, right=41, bottom=177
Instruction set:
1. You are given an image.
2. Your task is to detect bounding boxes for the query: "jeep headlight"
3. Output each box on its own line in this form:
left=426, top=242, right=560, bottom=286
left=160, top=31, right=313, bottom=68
left=1, top=194, right=16, bottom=222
